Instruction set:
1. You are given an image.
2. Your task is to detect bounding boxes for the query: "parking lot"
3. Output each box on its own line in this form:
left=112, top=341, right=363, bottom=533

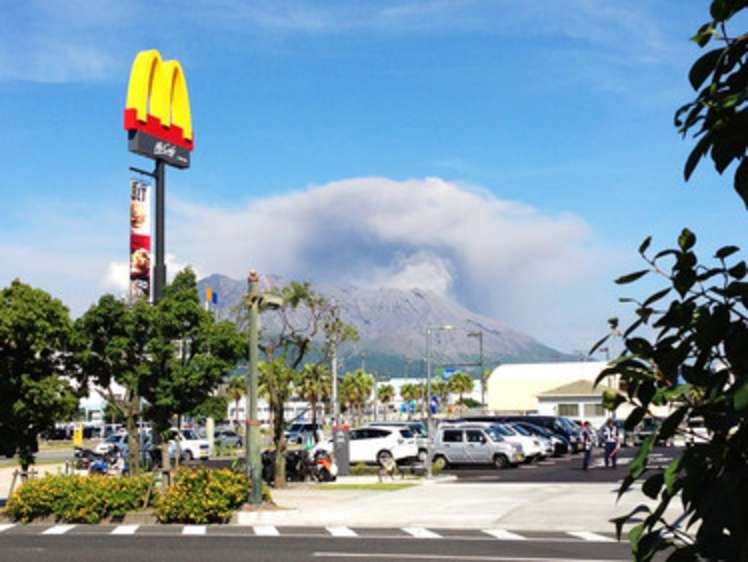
left=446, top=446, right=679, bottom=483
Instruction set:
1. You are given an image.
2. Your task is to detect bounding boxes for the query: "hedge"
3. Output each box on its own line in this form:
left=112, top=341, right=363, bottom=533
left=6, top=474, right=152, bottom=524
left=155, top=467, right=271, bottom=524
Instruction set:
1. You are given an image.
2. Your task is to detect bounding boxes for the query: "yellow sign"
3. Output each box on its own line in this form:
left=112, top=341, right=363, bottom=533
left=73, top=424, right=83, bottom=447
left=124, top=49, right=194, bottom=151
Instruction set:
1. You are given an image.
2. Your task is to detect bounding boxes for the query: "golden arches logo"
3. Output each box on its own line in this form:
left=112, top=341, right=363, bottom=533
left=124, top=49, right=194, bottom=151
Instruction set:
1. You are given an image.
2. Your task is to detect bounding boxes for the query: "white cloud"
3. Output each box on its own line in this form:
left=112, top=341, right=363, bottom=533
left=102, top=261, right=129, bottom=294
left=168, top=176, right=612, bottom=345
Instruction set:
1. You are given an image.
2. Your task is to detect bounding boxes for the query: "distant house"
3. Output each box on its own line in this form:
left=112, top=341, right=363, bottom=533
left=536, top=379, right=616, bottom=426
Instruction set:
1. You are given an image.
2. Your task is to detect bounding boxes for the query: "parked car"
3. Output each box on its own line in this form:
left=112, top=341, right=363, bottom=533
left=322, top=426, right=418, bottom=466
left=285, top=423, right=324, bottom=446
left=508, top=423, right=553, bottom=458
left=95, top=432, right=128, bottom=455
left=166, top=428, right=210, bottom=460
left=489, top=423, right=545, bottom=461
left=461, top=415, right=582, bottom=453
left=215, top=429, right=242, bottom=449
left=367, top=421, right=429, bottom=462
left=511, top=421, right=569, bottom=456
left=433, top=424, right=524, bottom=469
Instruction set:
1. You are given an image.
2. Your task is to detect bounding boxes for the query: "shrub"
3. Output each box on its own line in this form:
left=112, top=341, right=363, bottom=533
left=431, top=458, right=446, bottom=476
left=6, top=474, right=152, bottom=524
left=351, top=462, right=371, bottom=476
left=155, top=467, right=271, bottom=524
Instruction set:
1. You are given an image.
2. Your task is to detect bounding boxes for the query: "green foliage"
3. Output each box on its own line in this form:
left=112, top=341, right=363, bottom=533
left=377, top=383, right=395, bottom=404
left=448, top=371, right=475, bottom=403
left=676, top=1, right=748, bottom=208
left=0, top=280, right=78, bottom=468
left=155, top=467, right=270, bottom=524
left=431, top=457, right=446, bottom=476
left=189, top=395, right=229, bottom=423
left=140, top=269, right=244, bottom=433
left=340, top=369, right=375, bottom=423
left=351, top=462, right=369, bottom=476
left=6, top=474, right=152, bottom=523
left=596, top=230, right=748, bottom=561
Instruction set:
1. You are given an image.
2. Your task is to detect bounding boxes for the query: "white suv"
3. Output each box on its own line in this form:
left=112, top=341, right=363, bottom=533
left=348, top=426, right=419, bottom=465
left=167, top=428, right=210, bottom=461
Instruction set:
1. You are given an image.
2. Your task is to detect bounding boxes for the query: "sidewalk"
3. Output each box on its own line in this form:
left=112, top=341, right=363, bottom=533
left=236, top=480, right=681, bottom=532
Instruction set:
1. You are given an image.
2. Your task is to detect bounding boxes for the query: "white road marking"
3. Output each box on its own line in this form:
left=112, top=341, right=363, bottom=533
left=327, top=527, right=358, bottom=537
left=403, top=527, right=442, bottom=539
left=0, top=524, right=15, bottom=533
left=253, top=525, right=280, bottom=536
left=482, top=529, right=527, bottom=541
left=182, top=525, right=206, bottom=535
left=567, top=531, right=615, bottom=542
left=313, top=552, right=623, bottom=561
left=111, top=525, right=139, bottom=535
left=43, top=525, right=76, bottom=535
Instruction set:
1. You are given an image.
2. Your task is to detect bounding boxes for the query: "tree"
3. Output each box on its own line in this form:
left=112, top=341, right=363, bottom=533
left=74, top=295, right=154, bottom=476
left=188, top=394, right=228, bottom=424
left=400, top=383, right=421, bottom=419
left=377, top=383, right=395, bottom=420
left=431, top=380, right=450, bottom=409
left=0, top=280, right=78, bottom=471
left=296, top=363, right=331, bottom=434
left=340, top=369, right=374, bottom=426
left=448, top=372, right=474, bottom=406
left=225, top=375, right=245, bottom=432
left=592, top=5, right=748, bottom=560
left=140, top=268, right=244, bottom=470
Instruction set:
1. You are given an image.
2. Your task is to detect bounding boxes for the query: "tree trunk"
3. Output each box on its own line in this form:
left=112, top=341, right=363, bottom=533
left=235, top=398, right=241, bottom=434
left=311, top=397, right=318, bottom=443
left=126, top=393, right=140, bottom=477
left=273, top=406, right=286, bottom=487
left=174, top=415, right=182, bottom=469
left=383, top=401, right=388, bottom=421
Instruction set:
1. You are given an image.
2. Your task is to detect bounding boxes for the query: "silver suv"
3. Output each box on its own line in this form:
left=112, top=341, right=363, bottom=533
left=433, top=424, right=524, bottom=469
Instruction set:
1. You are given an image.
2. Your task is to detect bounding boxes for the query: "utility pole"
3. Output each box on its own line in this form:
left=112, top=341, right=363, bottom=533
left=468, top=331, right=484, bottom=406
left=331, top=338, right=339, bottom=426
left=246, top=270, right=262, bottom=505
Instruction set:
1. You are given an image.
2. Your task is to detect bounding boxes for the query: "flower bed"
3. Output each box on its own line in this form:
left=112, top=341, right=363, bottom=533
left=155, top=467, right=271, bottom=524
left=6, top=474, right=152, bottom=524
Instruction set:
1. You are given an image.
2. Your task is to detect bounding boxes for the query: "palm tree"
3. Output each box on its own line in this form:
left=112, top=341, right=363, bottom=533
left=340, top=369, right=374, bottom=425
left=431, top=379, right=450, bottom=409
left=377, top=383, right=395, bottom=420
left=448, top=371, right=475, bottom=406
left=296, top=363, right=331, bottom=434
left=225, top=375, right=245, bottom=433
left=400, top=383, right=421, bottom=420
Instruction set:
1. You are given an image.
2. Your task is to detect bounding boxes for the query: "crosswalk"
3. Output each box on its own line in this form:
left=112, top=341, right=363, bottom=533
left=0, top=523, right=618, bottom=542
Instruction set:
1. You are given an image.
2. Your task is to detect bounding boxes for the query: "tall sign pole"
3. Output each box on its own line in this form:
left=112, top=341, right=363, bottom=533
left=124, top=49, right=194, bottom=303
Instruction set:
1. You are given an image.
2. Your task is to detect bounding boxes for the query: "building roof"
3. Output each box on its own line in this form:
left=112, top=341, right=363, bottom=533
left=537, top=379, right=613, bottom=398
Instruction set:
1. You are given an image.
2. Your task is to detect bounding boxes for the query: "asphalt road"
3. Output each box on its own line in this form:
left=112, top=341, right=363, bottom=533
left=0, top=529, right=631, bottom=562
left=446, top=446, right=679, bottom=483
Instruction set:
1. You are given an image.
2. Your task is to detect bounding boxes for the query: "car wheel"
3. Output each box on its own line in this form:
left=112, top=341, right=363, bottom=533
left=432, top=454, right=449, bottom=469
left=183, top=450, right=194, bottom=462
left=417, top=449, right=428, bottom=463
left=377, top=450, right=394, bottom=466
left=493, top=454, right=509, bottom=469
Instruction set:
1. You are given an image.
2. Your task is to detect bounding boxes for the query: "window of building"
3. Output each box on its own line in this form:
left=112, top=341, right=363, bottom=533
left=557, top=403, right=579, bottom=417
left=583, top=403, right=605, bottom=418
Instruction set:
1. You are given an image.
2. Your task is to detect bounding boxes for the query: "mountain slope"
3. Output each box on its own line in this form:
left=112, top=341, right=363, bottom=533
left=198, top=273, right=569, bottom=377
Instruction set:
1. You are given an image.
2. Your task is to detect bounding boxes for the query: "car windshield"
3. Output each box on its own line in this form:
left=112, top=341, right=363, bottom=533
left=409, top=424, right=427, bottom=437
left=181, top=430, right=198, bottom=440
left=105, top=435, right=120, bottom=443
left=491, top=424, right=514, bottom=436
left=511, top=424, right=531, bottom=437
left=525, top=424, right=551, bottom=437
left=484, top=427, right=504, bottom=442
left=288, top=424, right=304, bottom=432
left=399, top=429, right=415, bottom=438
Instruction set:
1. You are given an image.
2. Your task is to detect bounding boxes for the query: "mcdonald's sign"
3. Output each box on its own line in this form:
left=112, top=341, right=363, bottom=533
left=124, top=49, right=193, bottom=169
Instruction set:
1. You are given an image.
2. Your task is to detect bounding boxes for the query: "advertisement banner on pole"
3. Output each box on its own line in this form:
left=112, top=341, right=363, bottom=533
left=129, top=178, right=151, bottom=302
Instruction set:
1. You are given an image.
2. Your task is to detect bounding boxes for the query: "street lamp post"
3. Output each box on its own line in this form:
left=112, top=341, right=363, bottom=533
left=467, top=331, right=484, bottom=406
left=246, top=270, right=283, bottom=505
left=426, top=324, right=454, bottom=480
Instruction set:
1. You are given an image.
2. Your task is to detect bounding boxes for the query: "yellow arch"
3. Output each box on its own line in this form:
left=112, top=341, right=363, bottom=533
left=125, top=49, right=193, bottom=141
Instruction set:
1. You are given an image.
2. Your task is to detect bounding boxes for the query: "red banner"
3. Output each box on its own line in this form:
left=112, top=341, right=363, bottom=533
left=129, top=179, right=151, bottom=302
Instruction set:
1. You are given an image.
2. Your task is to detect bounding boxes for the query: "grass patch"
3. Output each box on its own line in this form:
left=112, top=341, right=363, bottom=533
left=318, top=483, right=415, bottom=492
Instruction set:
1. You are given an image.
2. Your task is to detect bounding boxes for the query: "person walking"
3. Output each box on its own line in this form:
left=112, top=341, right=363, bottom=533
left=602, top=418, right=620, bottom=469
left=581, top=421, right=593, bottom=470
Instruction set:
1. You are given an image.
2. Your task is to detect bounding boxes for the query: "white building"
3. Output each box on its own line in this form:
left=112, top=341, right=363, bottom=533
left=486, top=361, right=614, bottom=414
left=536, top=379, right=616, bottom=427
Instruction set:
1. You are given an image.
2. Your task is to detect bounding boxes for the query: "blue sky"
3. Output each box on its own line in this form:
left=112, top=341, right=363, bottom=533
left=1, top=1, right=745, bottom=353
